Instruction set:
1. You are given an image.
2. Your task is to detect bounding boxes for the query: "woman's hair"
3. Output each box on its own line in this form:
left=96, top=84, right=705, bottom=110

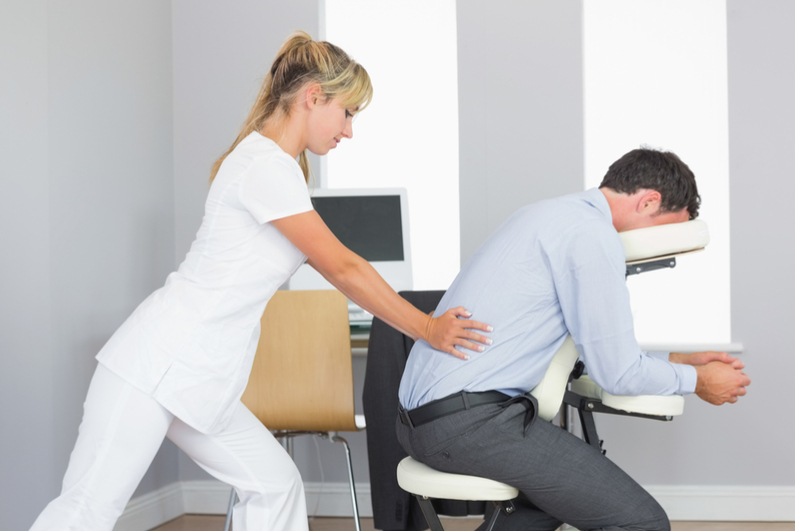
left=210, top=31, right=373, bottom=183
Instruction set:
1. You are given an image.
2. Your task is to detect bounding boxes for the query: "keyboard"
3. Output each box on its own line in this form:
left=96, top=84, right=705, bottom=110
left=348, top=302, right=374, bottom=328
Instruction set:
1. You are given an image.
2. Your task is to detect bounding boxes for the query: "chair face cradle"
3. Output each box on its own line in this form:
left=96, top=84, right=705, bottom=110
left=396, top=219, right=710, bottom=529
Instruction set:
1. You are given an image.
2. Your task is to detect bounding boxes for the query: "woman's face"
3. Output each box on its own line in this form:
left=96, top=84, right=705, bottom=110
left=306, top=96, right=356, bottom=156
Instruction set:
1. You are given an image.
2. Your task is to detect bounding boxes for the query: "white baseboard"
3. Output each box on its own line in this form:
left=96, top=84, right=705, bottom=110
left=117, top=481, right=795, bottom=531
left=113, top=483, right=184, bottom=531
left=648, top=485, right=795, bottom=521
left=304, top=481, right=373, bottom=518
left=179, top=479, right=373, bottom=517
left=181, top=480, right=236, bottom=515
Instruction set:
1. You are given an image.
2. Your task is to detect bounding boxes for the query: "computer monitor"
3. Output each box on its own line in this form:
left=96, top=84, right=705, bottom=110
left=288, top=188, right=413, bottom=295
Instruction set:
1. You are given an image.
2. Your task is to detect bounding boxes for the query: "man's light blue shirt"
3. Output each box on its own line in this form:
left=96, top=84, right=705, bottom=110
left=399, top=189, right=697, bottom=410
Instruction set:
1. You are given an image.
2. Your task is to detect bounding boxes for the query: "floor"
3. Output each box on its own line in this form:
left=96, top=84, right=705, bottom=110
left=151, top=514, right=795, bottom=531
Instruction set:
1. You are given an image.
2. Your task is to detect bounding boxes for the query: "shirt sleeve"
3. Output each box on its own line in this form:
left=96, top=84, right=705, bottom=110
left=551, top=222, right=697, bottom=396
left=238, top=155, right=313, bottom=224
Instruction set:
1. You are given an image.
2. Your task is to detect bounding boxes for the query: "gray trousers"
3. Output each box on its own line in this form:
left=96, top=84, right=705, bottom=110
left=396, top=399, right=670, bottom=531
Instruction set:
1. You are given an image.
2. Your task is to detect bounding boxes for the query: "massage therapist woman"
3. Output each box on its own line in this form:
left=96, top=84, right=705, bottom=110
left=30, top=31, right=492, bottom=531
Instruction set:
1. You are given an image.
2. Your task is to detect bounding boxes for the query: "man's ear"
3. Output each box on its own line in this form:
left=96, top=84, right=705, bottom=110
left=635, top=189, right=662, bottom=215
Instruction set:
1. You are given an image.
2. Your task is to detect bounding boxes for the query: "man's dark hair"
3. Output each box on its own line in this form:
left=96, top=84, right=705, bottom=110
left=599, top=148, right=701, bottom=219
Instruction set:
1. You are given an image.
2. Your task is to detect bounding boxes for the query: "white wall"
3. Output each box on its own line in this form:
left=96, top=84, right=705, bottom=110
left=0, top=1, right=177, bottom=528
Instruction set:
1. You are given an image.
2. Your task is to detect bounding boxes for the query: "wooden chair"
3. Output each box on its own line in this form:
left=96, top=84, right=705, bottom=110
left=223, top=289, right=365, bottom=531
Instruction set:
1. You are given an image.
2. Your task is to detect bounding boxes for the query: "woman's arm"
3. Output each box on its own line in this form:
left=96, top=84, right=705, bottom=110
left=272, top=210, right=492, bottom=359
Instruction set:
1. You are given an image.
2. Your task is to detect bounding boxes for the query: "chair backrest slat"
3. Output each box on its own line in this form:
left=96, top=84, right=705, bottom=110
left=241, top=290, right=357, bottom=431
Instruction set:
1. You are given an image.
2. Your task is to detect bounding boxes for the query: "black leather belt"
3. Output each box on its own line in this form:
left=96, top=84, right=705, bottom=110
left=399, top=390, right=510, bottom=428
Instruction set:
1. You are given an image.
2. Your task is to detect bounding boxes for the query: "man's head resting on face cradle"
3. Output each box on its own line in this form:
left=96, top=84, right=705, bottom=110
left=599, top=148, right=701, bottom=233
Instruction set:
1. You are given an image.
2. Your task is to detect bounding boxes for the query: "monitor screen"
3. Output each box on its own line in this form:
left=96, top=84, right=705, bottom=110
left=289, top=187, right=412, bottom=293
left=311, top=195, right=404, bottom=262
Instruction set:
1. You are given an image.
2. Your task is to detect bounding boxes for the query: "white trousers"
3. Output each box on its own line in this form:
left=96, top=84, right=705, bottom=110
left=30, top=364, right=308, bottom=531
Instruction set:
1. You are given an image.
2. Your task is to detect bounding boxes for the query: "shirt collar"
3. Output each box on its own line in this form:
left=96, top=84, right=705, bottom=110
left=582, top=188, right=613, bottom=225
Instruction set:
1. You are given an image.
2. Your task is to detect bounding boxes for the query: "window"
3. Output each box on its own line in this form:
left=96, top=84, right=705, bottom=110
left=322, top=0, right=460, bottom=290
left=583, top=0, right=732, bottom=346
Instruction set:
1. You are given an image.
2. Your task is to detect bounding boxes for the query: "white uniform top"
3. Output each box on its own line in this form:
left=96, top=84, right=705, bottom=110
left=97, top=132, right=313, bottom=434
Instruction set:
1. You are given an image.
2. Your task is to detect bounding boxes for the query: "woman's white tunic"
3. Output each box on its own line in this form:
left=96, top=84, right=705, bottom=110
left=97, top=132, right=313, bottom=433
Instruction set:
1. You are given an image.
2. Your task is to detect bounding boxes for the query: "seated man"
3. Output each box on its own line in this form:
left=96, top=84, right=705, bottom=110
left=396, top=148, right=750, bottom=531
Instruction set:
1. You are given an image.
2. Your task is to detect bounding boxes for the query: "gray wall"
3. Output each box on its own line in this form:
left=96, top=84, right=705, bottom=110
left=458, top=0, right=585, bottom=263
left=725, top=0, right=795, bottom=484
left=1, top=1, right=176, bottom=529
left=1, top=1, right=55, bottom=527
left=172, top=0, right=322, bottom=263
left=169, top=0, right=330, bottom=485
left=0, top=2, right=353, bottom=523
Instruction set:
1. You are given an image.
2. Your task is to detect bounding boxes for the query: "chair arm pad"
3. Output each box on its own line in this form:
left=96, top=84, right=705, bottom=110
left=570, top=376, right=685, bottom=417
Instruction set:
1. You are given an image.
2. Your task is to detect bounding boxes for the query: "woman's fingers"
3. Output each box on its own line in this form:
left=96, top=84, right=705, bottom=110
left=443, top=307, right=494, bottom=341
left=455, top=319, right=493, bottom=347
left=445, top=326, right=492, bottom=348
left=442, top=340, right=484, bottom=360
left=444, top=346, right=470, bottom=360
left=441, top=309, right=493, bottom=346
left=462, top=327, right=492, bottom=346
left=446, top=306, right=472, bottom=318
left=447, top=307, right=494, bottom=332
left=454, top=339, right=486, bottom=353
left=426, top=308, right=493, bottom=360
